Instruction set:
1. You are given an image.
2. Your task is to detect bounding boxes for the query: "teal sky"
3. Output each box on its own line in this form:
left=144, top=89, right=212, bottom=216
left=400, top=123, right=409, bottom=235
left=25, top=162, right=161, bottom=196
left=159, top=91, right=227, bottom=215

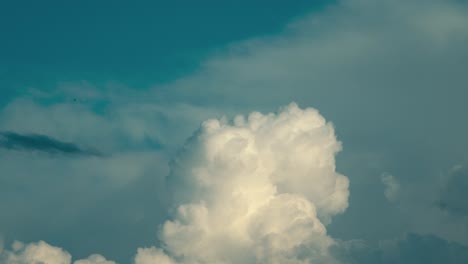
left=1, top=1, right=468, bottom=263
left=0, top=0, right=331, bottom=101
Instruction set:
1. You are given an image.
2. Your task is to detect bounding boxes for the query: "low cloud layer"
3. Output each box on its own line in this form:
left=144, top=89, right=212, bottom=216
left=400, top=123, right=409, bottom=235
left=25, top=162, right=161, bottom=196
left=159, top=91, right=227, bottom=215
left=0, top=131, right=102, bottom=157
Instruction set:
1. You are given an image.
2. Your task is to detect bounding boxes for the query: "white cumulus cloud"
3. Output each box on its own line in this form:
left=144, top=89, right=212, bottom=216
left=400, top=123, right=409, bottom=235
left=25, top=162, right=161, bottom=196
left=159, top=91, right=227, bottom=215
left=0, top=241, right=71, bottom=264
left=0, top=241, right=115, bottom=264
left=73, top=254, right=116, bottom=264
left=134, top=247, right=175, bottom=264
left=136, top=103, right=349, bottom=263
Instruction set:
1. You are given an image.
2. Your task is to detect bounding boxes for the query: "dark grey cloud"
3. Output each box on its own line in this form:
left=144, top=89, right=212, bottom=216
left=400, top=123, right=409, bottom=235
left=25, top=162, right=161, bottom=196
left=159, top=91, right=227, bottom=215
left=0, top=131, right=102, bottom=157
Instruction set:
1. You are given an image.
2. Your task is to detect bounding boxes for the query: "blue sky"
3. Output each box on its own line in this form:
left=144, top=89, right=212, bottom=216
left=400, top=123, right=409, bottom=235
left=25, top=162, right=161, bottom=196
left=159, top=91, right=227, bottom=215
left=1, top=0, right=468, bottom=263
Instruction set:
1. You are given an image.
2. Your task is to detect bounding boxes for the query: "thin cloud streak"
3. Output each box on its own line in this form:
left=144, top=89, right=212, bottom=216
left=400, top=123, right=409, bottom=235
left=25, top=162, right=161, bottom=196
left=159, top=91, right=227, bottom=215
left=0, top=131, right=103, bottom=157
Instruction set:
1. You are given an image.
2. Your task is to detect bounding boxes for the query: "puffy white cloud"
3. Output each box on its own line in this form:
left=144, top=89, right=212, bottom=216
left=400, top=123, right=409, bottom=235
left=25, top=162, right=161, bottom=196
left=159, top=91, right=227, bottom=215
left=135, top=103, right=348, bottom=263
left=1, top=240, right=71, bottom=264
left=0, top=241, right=115, bottom=264
left=134, top=247, right=175, bottom=264
left=73, top=254, right=116, bottom=264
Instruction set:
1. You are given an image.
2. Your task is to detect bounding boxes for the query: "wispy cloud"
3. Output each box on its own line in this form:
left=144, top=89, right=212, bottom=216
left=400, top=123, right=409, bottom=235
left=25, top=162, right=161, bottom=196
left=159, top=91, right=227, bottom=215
left=0, top=131, right=103, bottom=157
left=381, top=173, right=400, bottom=202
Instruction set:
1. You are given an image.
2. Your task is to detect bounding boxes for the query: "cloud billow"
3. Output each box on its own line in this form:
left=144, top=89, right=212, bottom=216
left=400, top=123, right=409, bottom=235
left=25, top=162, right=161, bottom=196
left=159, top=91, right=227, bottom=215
left=0, top=240, right=115, bottom=264
left=135, top=103, right=349, bottom=263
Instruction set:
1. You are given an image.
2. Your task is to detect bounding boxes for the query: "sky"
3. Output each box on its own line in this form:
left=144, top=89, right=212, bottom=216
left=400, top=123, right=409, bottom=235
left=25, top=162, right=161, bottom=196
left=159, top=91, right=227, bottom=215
left=1, top=0, right=468, bottom=263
